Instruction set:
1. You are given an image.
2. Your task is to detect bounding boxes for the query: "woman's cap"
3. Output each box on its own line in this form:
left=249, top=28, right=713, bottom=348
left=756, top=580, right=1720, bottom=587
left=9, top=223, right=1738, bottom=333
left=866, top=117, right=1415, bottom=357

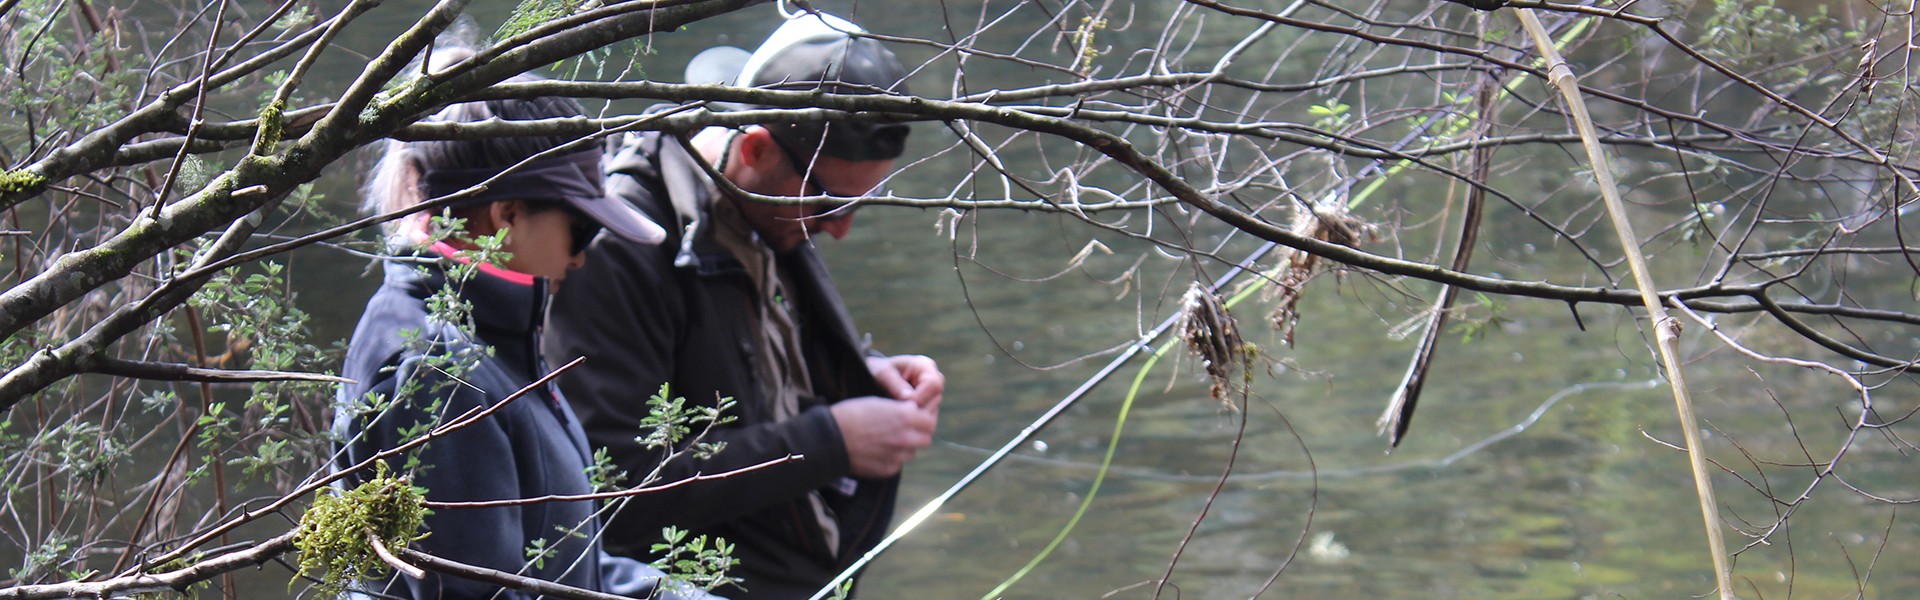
left=423, top=150, right=666, bottom=245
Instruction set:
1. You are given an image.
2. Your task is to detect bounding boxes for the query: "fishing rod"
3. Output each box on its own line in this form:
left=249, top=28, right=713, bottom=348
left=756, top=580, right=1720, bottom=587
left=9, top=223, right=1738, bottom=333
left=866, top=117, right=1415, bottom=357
left=808, top=11, right=1585, bottom=598
left=807, top=240, right=1281, bottom=600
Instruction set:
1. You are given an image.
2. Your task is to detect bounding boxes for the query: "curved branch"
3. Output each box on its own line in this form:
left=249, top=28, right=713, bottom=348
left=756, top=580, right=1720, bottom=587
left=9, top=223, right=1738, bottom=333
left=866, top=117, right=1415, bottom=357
left=377, top=88, right=1920, bottom=335
left=368, top=531, right=427, bottom=581
left=465, top=80, right=1908, bottom=176
left=1754, top=292, right=1917, bottom=369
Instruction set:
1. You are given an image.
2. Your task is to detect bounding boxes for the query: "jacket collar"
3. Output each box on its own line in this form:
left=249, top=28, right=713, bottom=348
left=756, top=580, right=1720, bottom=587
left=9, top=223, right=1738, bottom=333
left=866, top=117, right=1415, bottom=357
left=609, top=128, right=767, bottom=275
left=385, top=245, right=551, bottom=362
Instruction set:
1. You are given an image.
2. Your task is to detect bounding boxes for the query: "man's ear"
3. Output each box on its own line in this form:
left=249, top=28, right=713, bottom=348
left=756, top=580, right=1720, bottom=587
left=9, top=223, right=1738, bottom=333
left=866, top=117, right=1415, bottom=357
left=736, top=127, right=784, bottom=173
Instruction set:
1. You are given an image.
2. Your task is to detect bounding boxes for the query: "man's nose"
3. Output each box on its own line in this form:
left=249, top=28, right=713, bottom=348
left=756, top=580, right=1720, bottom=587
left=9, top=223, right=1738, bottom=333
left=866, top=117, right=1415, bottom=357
left=816, top=214, right=855, bottom=240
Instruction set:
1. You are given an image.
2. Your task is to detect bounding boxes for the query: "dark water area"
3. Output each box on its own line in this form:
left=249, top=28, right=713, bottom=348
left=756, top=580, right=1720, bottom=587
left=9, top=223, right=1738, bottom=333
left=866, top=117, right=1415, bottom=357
left=57, top=0, right=1915, bottom=598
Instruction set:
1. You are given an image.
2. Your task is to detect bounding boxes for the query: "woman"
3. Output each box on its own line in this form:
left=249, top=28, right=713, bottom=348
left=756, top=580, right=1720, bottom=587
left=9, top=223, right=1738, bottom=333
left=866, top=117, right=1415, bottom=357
left=331, top=65, right=690, bottom=599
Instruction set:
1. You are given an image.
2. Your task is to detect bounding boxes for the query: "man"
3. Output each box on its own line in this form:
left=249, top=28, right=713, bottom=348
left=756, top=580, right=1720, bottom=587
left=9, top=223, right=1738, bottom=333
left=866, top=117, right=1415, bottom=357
left=545, top=12, right=943, bottom=599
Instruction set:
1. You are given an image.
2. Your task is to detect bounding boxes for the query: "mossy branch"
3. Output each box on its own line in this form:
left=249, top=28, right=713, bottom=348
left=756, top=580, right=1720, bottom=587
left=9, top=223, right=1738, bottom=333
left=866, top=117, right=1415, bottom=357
left=294, top=462, right=427, bottom=598
left=0, top=170, right=46, bottom=193
left=251, top=100, right=287, bottom=155
left=0, top=0, right=763, bottom=408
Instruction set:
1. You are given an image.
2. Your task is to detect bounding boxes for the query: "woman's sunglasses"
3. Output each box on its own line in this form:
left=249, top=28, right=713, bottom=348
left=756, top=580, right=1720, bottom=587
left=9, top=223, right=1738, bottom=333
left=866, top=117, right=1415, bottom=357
left=563, top=206, right=601, bottom=255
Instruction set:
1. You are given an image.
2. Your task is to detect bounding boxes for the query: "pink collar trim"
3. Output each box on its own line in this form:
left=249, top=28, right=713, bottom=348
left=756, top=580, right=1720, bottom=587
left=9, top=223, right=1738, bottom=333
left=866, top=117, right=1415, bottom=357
left=431, top=241, right=537, bottom=287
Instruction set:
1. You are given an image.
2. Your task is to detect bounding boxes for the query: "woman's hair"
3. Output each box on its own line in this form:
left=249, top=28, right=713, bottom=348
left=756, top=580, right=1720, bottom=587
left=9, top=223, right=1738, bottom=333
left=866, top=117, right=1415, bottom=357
left=363, top=48, right=593, bottom=245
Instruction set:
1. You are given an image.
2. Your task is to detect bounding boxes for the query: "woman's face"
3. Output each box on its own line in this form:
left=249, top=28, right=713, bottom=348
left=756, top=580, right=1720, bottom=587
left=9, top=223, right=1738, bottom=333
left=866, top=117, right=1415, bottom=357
left=495, top=201, right=588, bottom=288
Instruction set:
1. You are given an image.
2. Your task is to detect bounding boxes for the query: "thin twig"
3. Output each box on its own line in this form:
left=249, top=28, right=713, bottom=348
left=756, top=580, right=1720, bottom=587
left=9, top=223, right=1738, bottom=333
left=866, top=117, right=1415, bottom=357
left=1378, top=15, right=1507, bottom=446
left=421, top=454, right=802, bottom=509
left=84, top=356, right=353, bottom=385
left=1150, top=378, right=1251, bottom=598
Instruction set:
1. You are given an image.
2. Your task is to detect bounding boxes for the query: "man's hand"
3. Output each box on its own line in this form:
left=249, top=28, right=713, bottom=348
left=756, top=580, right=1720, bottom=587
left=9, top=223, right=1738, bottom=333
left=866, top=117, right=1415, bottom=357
left=866, top=354, right=944, bottom=412
left=830, top=396, right=937, bottom=478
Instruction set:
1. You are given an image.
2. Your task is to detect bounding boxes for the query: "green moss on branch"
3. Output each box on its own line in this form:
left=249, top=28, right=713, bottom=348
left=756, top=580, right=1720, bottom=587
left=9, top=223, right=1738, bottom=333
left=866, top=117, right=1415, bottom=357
left=252, top=100, right=287, bottom=155
left=0, top=170, right=47, bottom=193
left=294, top=463, right=426, bottom=597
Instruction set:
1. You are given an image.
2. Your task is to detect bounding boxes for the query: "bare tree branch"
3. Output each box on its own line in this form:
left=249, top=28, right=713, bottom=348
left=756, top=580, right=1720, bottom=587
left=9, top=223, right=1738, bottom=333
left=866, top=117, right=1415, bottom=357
left=0, top=531, right=294, bottom=600
left=84, top=356, right=352, bottom=385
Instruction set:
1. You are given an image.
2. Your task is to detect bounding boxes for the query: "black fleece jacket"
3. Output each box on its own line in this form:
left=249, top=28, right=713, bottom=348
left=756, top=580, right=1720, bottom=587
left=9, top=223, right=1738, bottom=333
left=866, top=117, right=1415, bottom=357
left=545, top=132, right=897, bottom=599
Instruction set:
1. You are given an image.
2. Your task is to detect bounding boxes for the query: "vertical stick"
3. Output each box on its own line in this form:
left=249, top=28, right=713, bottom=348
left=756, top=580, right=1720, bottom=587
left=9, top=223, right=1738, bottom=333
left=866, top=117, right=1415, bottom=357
left=1513, top=10, right=1736, bottom=600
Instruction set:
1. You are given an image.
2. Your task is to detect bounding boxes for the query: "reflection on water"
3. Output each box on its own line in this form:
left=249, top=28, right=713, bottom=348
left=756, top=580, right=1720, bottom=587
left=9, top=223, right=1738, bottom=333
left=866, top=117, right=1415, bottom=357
left=818, top=203, right=1919, bottom=597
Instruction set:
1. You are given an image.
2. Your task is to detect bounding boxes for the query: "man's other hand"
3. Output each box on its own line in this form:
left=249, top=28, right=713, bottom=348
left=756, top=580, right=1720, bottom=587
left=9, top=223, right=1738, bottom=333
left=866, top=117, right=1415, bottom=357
left=831, top=396, right=937, bottom=478
left=866, top=354, right=944, bottom=413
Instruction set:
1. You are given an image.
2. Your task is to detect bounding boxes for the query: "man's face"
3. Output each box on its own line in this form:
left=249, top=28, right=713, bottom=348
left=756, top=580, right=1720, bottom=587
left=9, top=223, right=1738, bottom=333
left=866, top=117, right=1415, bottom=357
left=730, top=129, right=895, bottom=252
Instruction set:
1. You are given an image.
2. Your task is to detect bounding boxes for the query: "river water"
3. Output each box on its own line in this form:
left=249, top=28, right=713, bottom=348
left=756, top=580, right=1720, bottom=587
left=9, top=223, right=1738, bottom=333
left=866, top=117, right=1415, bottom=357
left=251, top=1, right=1920, bottom=598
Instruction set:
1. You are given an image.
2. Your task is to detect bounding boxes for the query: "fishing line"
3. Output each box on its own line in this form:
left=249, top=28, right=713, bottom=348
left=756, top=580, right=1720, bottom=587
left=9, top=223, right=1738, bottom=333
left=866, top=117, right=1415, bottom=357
left=808, top=11, right=1591, bottom=599
left=807, top=242, right=1279, bottom=600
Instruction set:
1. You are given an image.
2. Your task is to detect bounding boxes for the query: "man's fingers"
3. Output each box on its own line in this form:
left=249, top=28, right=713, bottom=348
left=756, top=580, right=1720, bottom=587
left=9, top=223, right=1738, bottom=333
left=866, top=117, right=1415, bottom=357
left=874, top=368, right=912, bottom=400
left=865, top=356, right=917, bottom=400
left=890, top=355, right=945, bottom=408
left=834, top=396, right=939, bottom=478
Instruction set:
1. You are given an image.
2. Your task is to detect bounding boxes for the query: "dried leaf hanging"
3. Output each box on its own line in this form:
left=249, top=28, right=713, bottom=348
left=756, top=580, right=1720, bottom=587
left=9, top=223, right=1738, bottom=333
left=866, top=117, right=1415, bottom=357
left=1179, top=283, right=1246, bottom=403
left=1266, top=203, right=1377, bottom=344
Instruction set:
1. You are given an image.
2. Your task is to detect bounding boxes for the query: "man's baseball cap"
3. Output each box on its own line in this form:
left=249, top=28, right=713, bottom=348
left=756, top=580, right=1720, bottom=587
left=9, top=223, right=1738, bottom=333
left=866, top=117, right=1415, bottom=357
left=686, top=11, right=912, bottom=162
